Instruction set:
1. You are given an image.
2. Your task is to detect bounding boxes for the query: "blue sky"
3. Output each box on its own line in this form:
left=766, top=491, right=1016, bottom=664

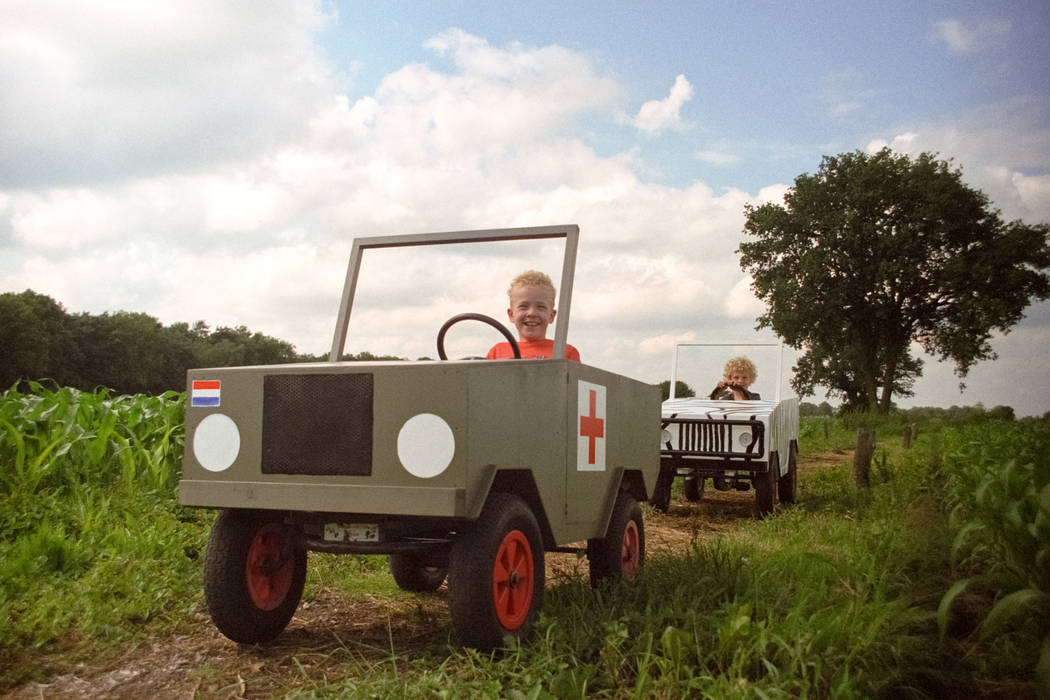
left=1, top=1, right=1048, bottom=415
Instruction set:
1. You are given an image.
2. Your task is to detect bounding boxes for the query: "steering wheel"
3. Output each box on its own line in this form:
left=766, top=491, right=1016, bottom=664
left=437, top=313, right=521, bottom=360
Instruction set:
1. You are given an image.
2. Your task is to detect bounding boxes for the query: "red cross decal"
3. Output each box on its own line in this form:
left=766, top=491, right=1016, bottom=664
left=579, top=389, right=605, bottom=465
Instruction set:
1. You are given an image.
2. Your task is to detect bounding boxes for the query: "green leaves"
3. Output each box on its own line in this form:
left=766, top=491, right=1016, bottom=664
left=739, top=148, right=1050, bottom=411
left=938, top=420, right=1050, bottom=686
left=0, top=384, right=185, bottom=501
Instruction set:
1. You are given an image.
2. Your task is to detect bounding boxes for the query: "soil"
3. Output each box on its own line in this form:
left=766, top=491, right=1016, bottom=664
left=6, top=451, right=853, bottom=700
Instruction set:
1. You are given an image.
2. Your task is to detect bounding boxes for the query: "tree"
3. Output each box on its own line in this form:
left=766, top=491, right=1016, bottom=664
left=659, top=380, right=695, bottom=401
left=739, top=148, right=1050, bottom=414
left=0, top=290, right=81, bottom=388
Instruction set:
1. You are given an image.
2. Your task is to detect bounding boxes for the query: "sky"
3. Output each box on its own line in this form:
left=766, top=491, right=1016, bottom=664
left=2, top=0, right=1049, bottom=415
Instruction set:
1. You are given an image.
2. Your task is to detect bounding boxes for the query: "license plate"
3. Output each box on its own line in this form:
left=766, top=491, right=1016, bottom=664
left=323, top=523, right=379, bottom=542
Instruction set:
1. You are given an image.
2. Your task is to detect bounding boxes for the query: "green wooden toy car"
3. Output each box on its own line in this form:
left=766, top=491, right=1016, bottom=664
left=179, top=225, right=661, bottom=650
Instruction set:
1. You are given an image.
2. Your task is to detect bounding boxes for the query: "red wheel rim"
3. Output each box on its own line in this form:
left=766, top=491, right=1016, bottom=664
left=245, top=523, right=293, bottom=611
left=491, top=529, right=534, bottom=630
left=620, top=520, right=641, bottom=579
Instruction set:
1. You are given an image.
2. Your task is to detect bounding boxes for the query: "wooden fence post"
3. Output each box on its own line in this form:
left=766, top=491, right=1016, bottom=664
left=854, top=427, right=876, bottom=487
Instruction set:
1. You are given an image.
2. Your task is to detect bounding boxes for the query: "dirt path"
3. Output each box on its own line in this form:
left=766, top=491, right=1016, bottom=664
left=8, top=452, right=851, bottom=699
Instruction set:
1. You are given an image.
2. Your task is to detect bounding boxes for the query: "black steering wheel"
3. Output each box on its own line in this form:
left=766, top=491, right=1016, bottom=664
left=437, top=313, right=521, bottom=360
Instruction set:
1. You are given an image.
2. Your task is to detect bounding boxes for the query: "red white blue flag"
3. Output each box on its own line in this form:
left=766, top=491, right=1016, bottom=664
left=191, top=380, right=221, bottom=407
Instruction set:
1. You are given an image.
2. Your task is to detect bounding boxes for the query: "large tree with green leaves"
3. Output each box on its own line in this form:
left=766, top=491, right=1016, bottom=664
left=739, top=148, right=1050, bottom=413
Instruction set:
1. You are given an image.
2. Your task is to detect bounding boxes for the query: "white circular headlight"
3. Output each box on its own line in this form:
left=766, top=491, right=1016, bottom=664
left=660, top=429, right=672, bottom=445
left=398, top=413, right=455, bottom=478
left=738, top=431, right=753, bottom=448
left=192, top=413, right=240, bottom=472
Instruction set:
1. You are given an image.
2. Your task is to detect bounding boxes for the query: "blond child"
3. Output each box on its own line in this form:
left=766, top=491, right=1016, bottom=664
left=486, top=270, right=581, bottom=361
left=709, top=356, right=760, bottom=400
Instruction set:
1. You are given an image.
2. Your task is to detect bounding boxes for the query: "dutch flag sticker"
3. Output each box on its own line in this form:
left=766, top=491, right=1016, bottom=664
left=191, top=380, right=221, bottom=407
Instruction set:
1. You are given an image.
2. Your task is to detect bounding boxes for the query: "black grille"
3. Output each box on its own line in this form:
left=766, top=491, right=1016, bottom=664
left=661, top=418, right=763, bottom=458
left=262, top=373, right=373, bottom=476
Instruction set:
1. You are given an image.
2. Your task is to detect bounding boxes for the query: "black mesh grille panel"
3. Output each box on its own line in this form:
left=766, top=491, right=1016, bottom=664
left=262, top=373, right=373, bottom=476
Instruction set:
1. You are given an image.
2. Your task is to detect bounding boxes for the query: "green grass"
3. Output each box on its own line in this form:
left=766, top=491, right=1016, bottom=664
left=0, top=382, right=208, bottom=684
left=1, top=386, right=1045, bottom=697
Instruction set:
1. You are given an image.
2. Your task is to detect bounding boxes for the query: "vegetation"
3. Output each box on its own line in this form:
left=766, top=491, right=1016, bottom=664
left=738, top=148, right=1050, bottom=413
left=0, top=290, right=410, bottom=396
left=659, top=379, right=696, bottom=401
left=0, top=290, right=299, bottom=395
left=937, top=420, right=1050, bottom=690
left=2, top=385, right=1046, bottom=697
left=0, top=382, right=204, bottom=680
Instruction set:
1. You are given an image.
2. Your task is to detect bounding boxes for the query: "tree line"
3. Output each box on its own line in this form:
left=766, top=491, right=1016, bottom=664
left=0, top=290, right=391, bottom=396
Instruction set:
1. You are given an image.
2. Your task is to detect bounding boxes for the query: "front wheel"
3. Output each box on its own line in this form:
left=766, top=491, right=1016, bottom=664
left=754, top=454, right=778, bottom=518
left=588, top=491, right=644, bottom=588
left=778, top=441, right=798, bottom=505
left=204, top=510, right=307, bottom=644
left=448, top=493, right=545, bottom=650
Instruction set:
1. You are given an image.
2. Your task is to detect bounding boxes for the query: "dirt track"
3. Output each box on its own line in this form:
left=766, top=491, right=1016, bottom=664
left=8, top=451, right=850, bottom=699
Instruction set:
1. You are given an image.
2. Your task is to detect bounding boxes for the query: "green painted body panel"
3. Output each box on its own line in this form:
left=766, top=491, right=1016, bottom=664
left=179, top=225, right=661, bottom=548
left=179, top=358, right=659, bottom=545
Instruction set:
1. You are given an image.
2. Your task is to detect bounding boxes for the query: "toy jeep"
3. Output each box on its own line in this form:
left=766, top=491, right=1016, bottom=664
left=179, top=225, right=661, bottom=650
left=651, top=342, right=799, bottom=517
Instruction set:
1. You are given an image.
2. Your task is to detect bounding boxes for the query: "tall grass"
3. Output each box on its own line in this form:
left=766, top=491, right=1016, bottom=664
left=283, top=426, right=967, bottom=699
left=937, top=418, right=1050, bottom=691
left=2, top=388, right=1045, bottom=697
left=0, top=382, right=208, bottom=686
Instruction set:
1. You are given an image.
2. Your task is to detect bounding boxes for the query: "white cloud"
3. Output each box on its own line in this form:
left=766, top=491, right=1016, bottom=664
left=724, top=276, right=765, bottom=319
left=933, top=18, right=1011, bottom=54
left=0, top=10, right=1047, bottom=415
left=625, top=74, right=694, bottom=133
left=0, top=0, right=337, bottom=188
left=866, top=98, right=1050, bottom=222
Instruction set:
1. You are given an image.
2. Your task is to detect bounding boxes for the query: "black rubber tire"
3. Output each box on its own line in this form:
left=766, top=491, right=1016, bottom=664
left=389, top=553, right=448, bottom=592
left=448, top=493, right=545, bottom=650
left=778, top=441, right=798, bottom=505
left=683, top=475, right=705, bottom=502
left=587, top=491, right=645, bottom=588
left=204, top=510, right=307, bottom=644
left=650, top=462, right=674, bottom=512
left=754, top=453, right=778, bottom=518
left=437, top=312, right=520, bottom=360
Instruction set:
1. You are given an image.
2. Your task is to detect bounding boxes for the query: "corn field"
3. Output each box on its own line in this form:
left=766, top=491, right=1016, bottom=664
left=1, top=384, right=1049, bottom=695
left=0, top=382, right=206, bottom=657
left=938, top=419, right=1050, bottom=687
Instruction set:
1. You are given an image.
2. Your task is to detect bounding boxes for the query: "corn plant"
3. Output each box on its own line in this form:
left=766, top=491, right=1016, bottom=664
left=0, top=383, right=200, bottom=674
left=937, top=419, right=1050, bottom=690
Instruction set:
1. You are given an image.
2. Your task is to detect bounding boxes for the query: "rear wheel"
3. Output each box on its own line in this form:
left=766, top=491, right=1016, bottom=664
left=588, top=491, right=645, bottom=588
left=754, top=454, right=778, bottom=518
left=389, top=553, right=448, bottom=592
left=778, top=441, right=798, bottom=505
left=448, top=493, right=544, bottom=650
left=683, top=475, right=705, bottom=502
left=204, top=510, right=307, bottom=644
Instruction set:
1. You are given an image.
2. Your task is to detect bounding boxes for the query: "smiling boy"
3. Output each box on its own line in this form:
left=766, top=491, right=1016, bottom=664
left=486, top=270, right=581, bottom=361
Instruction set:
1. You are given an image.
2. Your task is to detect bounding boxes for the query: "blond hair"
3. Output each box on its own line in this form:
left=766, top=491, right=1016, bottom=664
left=508, top=270, right=556, bottom=303
left=723, top=356, right=757, bottom=383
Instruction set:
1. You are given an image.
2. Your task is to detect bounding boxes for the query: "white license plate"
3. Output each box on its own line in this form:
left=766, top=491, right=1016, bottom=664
left=323, top=523, right=379, bottom=542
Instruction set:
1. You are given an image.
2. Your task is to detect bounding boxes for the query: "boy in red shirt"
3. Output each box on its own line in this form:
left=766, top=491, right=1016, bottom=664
left=486, top=270, right=581, bottom=361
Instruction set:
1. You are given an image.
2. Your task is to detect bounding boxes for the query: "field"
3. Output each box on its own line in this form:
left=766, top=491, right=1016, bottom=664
left=1, top=384, right=1048, bottom=698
